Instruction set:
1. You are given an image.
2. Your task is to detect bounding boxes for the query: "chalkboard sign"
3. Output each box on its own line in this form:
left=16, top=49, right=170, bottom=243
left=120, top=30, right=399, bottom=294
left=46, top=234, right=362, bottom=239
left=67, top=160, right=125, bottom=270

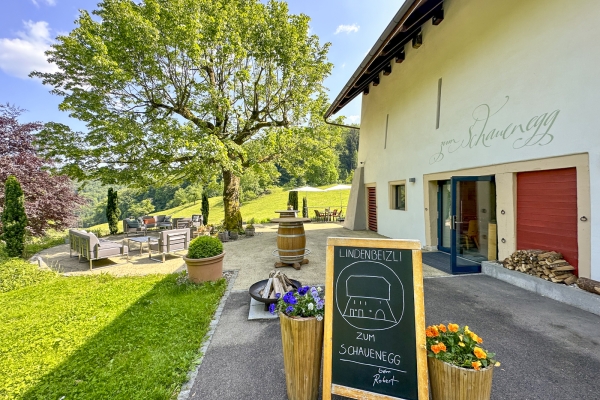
left=323, top=238, right=428, bottom=400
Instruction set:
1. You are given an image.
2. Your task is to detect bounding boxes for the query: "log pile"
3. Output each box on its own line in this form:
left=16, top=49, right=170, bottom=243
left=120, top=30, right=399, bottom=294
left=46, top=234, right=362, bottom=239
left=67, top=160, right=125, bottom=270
left=502, top=250, right=578, bottom=285
left=259, top=270, right=295, bottom=299
left=577, top=277, right=600, bottom=296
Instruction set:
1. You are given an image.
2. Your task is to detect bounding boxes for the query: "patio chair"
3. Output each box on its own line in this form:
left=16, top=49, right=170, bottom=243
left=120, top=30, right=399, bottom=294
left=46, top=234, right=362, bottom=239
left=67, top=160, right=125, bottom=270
left=123, top=218, right=147, bottom=237
left=148, top=228, right=190, bottom=263
left=313, top=210, right=323, bottom=222
left=69, top=229, right=129, bottom=270
left=191, top=214, right=203, bottom=227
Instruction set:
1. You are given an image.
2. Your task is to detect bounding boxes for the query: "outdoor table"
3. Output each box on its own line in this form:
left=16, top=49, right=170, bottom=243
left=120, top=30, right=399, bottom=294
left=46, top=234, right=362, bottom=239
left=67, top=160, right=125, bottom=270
left=271, top=217, right=311, bottom=270
left=126, top=236, right=157, bottom=260
left=274, top=209, right=299, bottom=218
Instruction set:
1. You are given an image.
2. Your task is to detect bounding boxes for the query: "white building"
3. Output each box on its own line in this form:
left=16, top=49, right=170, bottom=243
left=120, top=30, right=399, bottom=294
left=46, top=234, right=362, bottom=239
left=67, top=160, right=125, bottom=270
left=328, top=0, right=597, bottom=279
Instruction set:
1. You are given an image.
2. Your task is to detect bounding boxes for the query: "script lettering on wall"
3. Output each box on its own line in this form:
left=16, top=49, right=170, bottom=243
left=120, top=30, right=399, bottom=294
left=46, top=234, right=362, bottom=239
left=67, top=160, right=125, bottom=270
left=429, top=96, right=560, bottom=164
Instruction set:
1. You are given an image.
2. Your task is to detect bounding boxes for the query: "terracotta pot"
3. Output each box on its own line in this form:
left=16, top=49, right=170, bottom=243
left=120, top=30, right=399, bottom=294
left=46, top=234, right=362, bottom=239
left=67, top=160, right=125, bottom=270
left=183, top=252, right=225, bottom=283
left=428, top=357, right=494, bottom=400
left=279, top=313, right=324, bottom=400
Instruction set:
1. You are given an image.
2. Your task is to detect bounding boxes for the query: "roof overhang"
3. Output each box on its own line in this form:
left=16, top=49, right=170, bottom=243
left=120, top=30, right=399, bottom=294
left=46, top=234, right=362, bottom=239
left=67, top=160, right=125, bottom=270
left=325, top=0, right=445, bottom=119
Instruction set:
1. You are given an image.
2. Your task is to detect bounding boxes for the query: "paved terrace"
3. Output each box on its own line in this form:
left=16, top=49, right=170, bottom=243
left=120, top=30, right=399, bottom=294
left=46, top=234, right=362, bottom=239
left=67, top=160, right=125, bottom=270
left=36, top=223, right=448, bottom=287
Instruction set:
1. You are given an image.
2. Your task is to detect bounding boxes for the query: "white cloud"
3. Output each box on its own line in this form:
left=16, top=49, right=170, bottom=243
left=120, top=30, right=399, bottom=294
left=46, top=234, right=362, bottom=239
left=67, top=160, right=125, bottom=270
left=335, top=24, right=360, bottom=35
left=31, top=0, right=56, bottom=7
left=0, top=20, right=59, bottom=79
left=347, top=115, right=360, bottom=123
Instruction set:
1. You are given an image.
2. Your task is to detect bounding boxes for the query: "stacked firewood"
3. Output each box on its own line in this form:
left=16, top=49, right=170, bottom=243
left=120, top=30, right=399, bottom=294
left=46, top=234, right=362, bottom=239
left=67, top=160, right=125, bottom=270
left=502, top=250, right=578, bottom=285
left=259, top=270, right=295, bottom=299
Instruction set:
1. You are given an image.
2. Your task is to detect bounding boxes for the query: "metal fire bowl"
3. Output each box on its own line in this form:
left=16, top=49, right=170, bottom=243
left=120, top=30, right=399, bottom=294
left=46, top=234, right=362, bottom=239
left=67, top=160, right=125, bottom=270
left=249, top=278, right=302, bottom=308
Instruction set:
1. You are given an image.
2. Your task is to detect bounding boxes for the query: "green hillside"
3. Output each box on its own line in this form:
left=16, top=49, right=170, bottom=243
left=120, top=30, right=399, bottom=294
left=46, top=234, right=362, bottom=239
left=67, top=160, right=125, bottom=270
left=87, top=186, right=349, bottom=235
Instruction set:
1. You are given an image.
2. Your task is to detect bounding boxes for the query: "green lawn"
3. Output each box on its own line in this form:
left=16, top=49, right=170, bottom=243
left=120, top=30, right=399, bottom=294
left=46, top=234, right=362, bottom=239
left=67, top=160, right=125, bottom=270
left=88, top=186, right=350, bottom=234
left=0, top=273, right=226, bottom=399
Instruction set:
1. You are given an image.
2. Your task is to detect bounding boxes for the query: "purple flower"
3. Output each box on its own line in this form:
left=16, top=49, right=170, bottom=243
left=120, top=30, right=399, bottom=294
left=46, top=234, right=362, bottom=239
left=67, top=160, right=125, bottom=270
left=269, top=303, right=276, bottom=314
left=310, top=288, right=319, bottom=299
left=298, top=286, right=309, bottom=296
left=285, top=306, right=294, bottom=314
left=275, top=293, right=281, bottom=299
left=283, top=292, right=297, bottom=305
left=316, top=299, right=324, bottom=310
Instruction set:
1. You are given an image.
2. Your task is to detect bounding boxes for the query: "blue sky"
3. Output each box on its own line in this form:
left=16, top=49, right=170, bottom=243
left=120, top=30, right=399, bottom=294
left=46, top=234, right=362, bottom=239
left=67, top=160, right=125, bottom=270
left=0, top=0, right=403, bottom=127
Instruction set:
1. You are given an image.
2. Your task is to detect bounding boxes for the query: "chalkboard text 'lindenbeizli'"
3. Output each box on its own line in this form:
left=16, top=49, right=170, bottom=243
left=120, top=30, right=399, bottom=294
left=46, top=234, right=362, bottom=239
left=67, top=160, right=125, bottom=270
left=339, top=248, right=401, bottom=262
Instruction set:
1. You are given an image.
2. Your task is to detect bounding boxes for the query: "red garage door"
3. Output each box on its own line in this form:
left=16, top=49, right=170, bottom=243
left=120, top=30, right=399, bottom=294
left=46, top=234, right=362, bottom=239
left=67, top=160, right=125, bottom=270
left=517, top=168, right=578, bottom=273
left=367, top=187, right=377, bottom=232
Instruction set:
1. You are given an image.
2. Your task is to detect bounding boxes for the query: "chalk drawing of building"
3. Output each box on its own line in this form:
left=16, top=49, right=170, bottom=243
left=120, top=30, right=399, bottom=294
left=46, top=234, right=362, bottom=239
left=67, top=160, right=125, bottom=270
left=342, top=275, right=397, bottom=323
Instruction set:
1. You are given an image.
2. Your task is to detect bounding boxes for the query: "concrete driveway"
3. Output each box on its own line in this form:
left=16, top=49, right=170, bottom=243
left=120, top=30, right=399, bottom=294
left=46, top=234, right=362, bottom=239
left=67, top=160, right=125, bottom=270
left=188, top=274, right=600, bottom=400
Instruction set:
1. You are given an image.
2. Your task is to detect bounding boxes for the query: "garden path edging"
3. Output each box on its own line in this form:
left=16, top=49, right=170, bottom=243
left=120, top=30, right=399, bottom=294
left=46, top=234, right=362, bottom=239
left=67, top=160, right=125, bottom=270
left=177, top=270, right=238, bottom=400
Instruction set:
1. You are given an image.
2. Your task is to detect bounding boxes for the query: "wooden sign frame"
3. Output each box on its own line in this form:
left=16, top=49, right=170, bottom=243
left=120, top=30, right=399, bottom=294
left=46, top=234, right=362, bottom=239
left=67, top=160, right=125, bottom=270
left=323, top=237, right=428, bottom=400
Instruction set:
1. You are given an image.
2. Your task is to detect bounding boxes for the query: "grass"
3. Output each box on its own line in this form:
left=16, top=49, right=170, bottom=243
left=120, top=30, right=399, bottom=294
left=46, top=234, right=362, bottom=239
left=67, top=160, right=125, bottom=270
left=23, top=230, right=68, bottom=258
left=0, top=258, right=59, bottom=293
left=87, top=186, right=350, bottom=234
left=0, top=273, right=226, bottom=399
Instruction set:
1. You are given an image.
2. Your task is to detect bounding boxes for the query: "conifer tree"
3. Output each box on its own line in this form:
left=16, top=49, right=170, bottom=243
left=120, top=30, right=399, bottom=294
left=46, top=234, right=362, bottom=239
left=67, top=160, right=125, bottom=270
left=288, top=191, right=299, bottom=211
left=1, top=176, right=28, bottom=257
left=106, top=188, right=120, bottom=235
left=201, top=192, right=210, bottom=225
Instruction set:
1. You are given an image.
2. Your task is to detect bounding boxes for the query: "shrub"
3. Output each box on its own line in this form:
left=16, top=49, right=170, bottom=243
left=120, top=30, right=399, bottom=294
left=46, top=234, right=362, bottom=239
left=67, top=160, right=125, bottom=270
left=187, top=235, right=223, bottom=259
left=288, top=191, right=298, bottom=210
left=106, top=188, right=120, bottom=235
left=0, top=258, right=58, bottom=293
left=201, top=192, right=210, bottom=225
left=1, top=175, right=28, bottom=257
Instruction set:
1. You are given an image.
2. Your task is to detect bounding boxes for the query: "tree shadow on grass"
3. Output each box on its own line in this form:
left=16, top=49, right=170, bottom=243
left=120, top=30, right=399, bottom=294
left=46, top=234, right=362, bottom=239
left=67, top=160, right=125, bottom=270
left=20, top=275, right=226, bottom=400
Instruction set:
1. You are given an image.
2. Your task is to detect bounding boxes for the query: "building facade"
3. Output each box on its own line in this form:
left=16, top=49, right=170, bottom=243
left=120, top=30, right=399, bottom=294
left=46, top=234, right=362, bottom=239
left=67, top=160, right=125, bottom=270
left=328, top=0, right=597, bottom=279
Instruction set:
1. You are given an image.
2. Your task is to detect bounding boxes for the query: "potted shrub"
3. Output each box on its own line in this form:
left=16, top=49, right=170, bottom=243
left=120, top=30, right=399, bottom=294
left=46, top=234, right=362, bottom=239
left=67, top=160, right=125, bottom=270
left=183, top=235, right=225, bottom=283
left=215, top=225, right=228, bottom=242
left=270, top=286, right=324, bottom=400
left=426, top=323, right=500, bottom=400
left=245, top=218, right=256, bottom=236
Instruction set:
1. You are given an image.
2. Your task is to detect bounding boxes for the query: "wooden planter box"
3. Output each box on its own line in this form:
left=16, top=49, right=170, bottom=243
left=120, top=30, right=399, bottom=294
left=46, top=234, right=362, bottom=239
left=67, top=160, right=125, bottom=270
left=428, top=357, right=494, bottom=400
left=279, top=313, right=324, bottom=400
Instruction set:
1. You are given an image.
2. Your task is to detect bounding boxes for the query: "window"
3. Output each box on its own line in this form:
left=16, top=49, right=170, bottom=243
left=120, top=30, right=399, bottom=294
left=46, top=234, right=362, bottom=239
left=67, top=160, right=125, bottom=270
left=394, top=184, right=406, bottom=210
left=389, top=180, right=406, bottom=211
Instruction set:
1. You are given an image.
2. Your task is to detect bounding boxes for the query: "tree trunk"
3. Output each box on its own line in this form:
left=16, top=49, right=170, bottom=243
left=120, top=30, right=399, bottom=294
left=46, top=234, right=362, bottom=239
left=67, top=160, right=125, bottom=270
left=222, top=169, right=242, bottom=231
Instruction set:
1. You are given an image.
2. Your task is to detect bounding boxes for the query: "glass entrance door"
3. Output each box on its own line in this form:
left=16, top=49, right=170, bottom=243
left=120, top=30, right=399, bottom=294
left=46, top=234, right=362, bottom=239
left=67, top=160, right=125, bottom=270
left=437, top=180, right=452, bottom=253
left=450, top=176, right=496, bottom=274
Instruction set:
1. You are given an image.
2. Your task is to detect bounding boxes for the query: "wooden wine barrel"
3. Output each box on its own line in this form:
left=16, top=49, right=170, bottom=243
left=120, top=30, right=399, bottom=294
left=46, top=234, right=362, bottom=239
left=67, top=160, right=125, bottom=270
left=277, top=220, right=307, bottom=263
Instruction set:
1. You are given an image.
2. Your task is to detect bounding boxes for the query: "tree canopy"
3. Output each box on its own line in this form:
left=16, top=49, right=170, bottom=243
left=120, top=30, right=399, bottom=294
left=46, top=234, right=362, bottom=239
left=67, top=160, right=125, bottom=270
left=34, top=0, right=340, bottom=229
left=0, top=104, right=85, bottom=236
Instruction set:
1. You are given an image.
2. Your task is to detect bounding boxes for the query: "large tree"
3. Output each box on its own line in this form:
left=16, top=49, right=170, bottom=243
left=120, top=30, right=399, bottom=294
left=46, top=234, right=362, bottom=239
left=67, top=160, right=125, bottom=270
left=34, top=0, right=339, bottom=230
left=0, top=104, right=86, bottom=236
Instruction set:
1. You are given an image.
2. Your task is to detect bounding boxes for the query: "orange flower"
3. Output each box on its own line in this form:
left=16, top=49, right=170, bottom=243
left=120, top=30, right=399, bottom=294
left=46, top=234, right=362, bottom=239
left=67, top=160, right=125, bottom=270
left=471, top=361, right=482, bottom=370
left=470, top=332, right=483, bottom=343
left=431, top=343, right=447, bottom=354
left=426, top=326, right=439, bottom=338
left=438, top=324, right=447, bottom=333
left=474, top=347, right=487, bottom=359
left=448, top=323, right=459, bottom=333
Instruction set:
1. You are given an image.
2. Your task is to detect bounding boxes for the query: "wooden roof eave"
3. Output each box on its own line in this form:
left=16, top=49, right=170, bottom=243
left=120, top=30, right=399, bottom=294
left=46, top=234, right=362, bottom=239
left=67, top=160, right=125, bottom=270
left=325, top=0, right=444, bottom=119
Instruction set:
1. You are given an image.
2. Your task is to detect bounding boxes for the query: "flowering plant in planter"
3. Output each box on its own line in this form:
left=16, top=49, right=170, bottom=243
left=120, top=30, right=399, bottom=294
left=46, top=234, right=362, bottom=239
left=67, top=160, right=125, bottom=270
left=425, top=323, right=499, bottom=370
left=269, top=286, right=324, bottom=320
